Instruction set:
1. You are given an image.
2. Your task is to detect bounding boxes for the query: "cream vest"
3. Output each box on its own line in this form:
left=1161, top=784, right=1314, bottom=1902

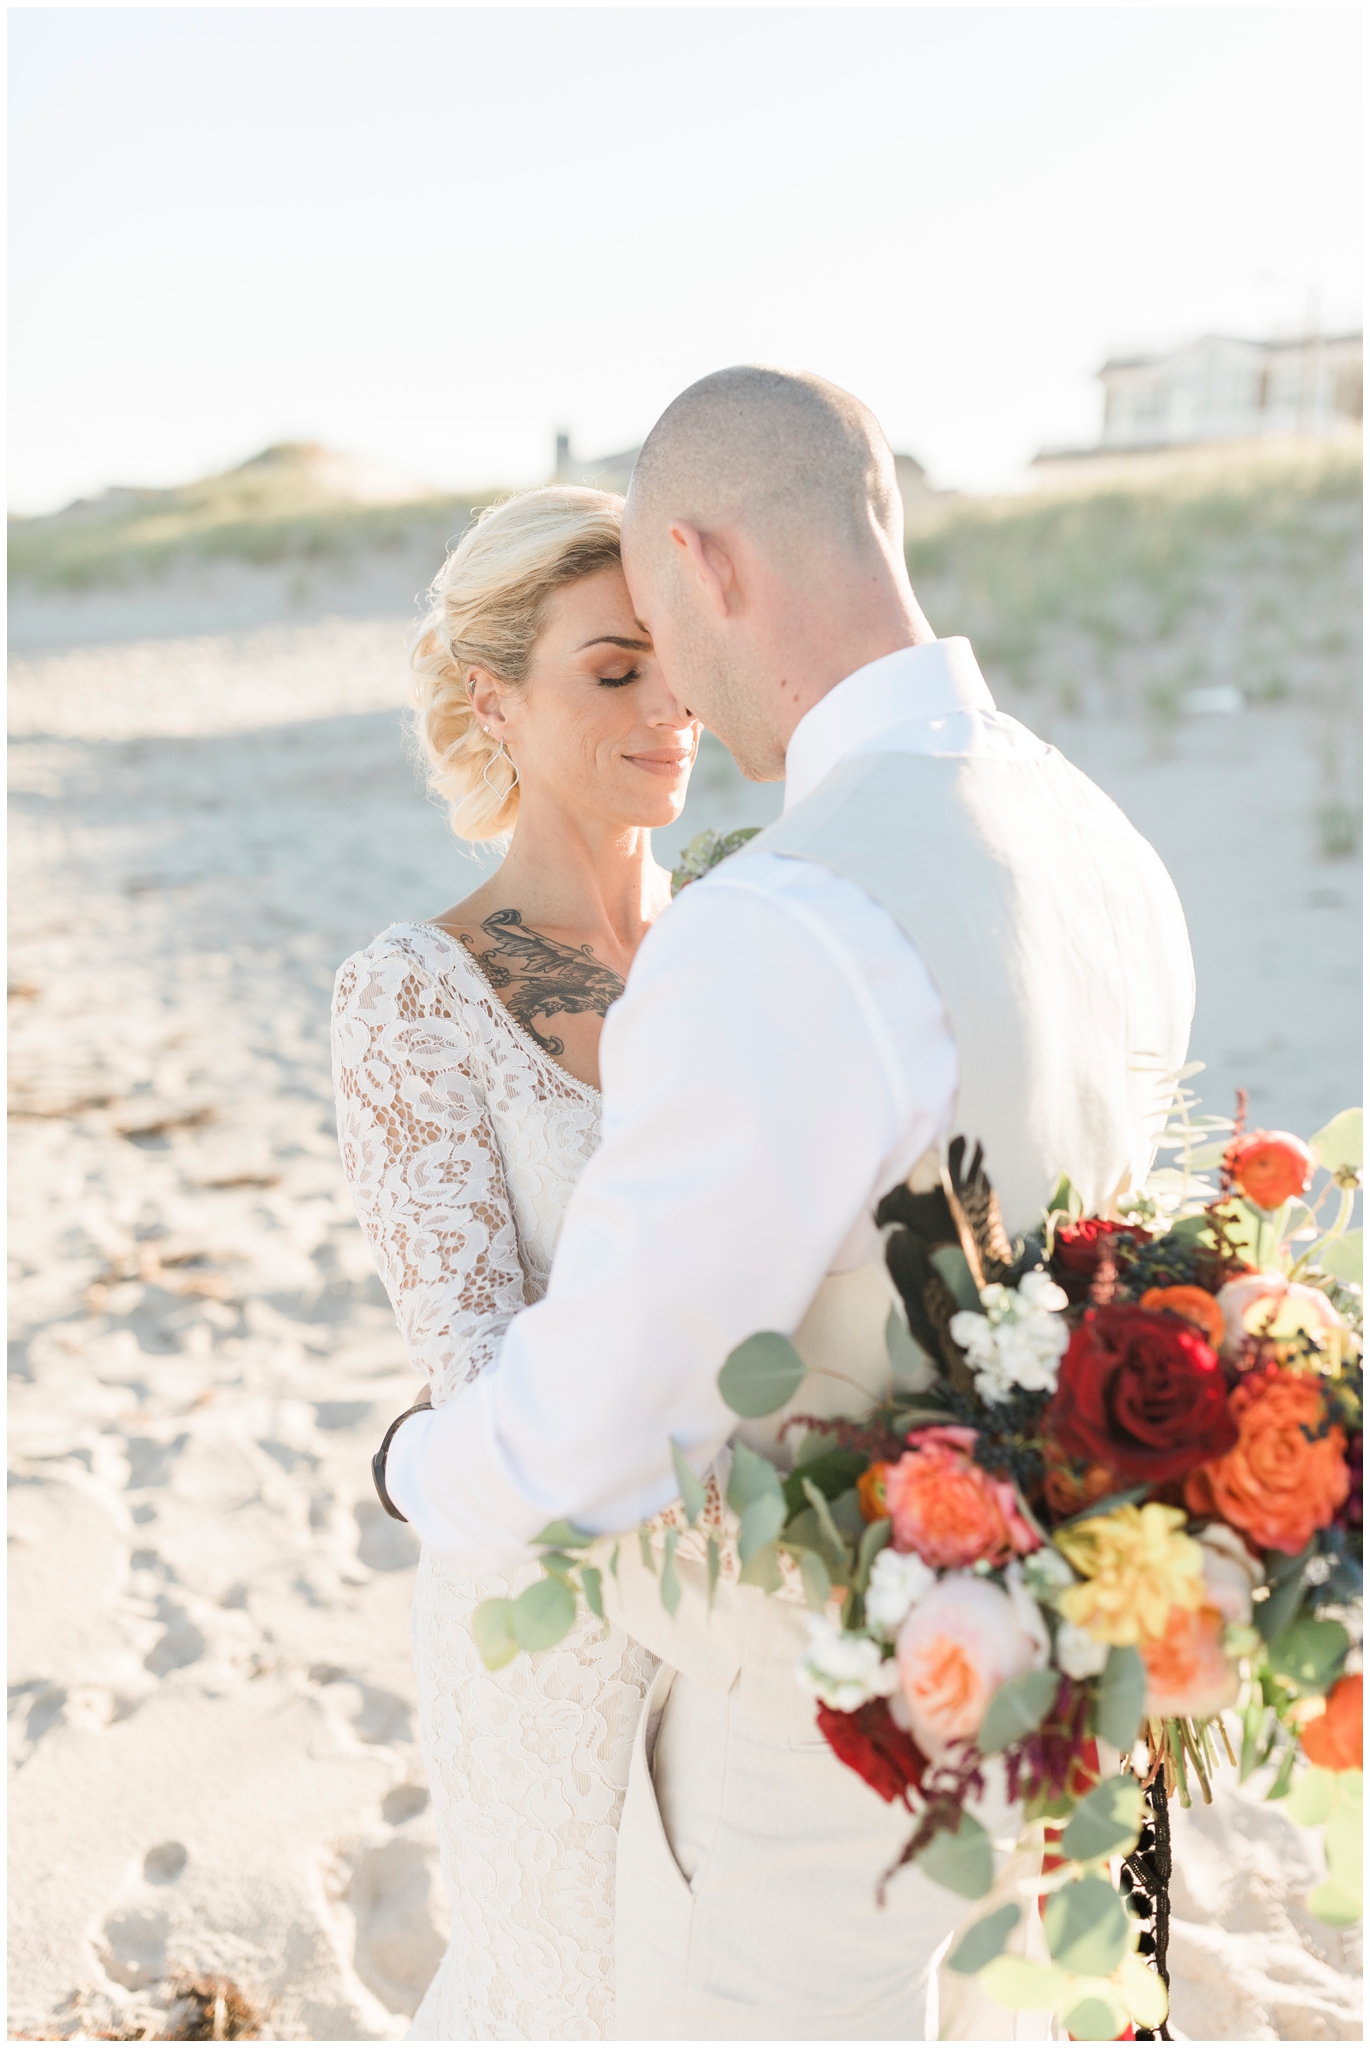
left=736, top=744, right=1193, bottom=1453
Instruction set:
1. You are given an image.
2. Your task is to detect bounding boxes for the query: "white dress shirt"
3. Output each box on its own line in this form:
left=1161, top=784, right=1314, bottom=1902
left=388, top=640, right=1051, bottom=1555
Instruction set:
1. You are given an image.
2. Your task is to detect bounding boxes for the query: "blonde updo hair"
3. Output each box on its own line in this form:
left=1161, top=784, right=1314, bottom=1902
left=411, top=486, right=625, bottom=841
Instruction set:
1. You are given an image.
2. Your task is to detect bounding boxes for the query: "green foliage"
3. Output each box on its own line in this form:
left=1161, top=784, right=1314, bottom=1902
left=726, top=1439, right=785, bottom=1515
left=9, top=443, right=480, bottom=588
left=1310, top=1108, right=1363, bottom=1173
left=718, top=1333, right=807, bottom=1418
left=669, top=826, right=762, bottom=897
left=1043, top=1874, right=1131, bottom=1976
left=947, top=1902, right=1021, bottom=1975
left=978, top=1668, right=1060, bottom=1755
left=670, top=1439, right=707, bottom=1526
left=1256, top=1541, right=1316, bottom=1643
left=1095, top=1645, right=1148, bottom=1749
left=782, top=1447, right=867, bottom=1519
left=660, top=1527, right=682, bottom=1615
left=1267, top=1615, right=1350, bottom=1695
left=1060, top=1777, right=1144, bottom=1863
left=472, top=1598, right=519, bottom=1670
left=581, top=1565, right=604, bottom=1620
left=916, top=1810, right=994, bottom=1899
left=512, top=1575, right=578, bottom=1652
left=1318, top=1229, right=1363, bottom=1284
left=1285, top=1767, right=1363, bottom=1923
left=532, top=1519, right=594, bottom=1549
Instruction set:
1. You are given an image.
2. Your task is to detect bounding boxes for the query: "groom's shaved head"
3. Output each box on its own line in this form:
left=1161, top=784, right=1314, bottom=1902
left=627, top=365, right=901, bottom=558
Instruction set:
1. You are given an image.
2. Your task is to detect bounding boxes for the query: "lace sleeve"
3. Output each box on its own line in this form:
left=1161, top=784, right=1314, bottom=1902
left=331, top=934, right=526, bottom=1406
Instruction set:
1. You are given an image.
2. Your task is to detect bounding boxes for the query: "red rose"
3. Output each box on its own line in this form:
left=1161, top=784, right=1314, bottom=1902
left=816, top=1697, right=929, bottom=1808
left=1045, top=1303, right=1238, bottom=1486
left=1050, top=1219, right=1150, bottom=1304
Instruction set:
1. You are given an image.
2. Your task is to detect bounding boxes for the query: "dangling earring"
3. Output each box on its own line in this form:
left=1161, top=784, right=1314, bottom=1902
left=482, top=739, right=519, bottom=796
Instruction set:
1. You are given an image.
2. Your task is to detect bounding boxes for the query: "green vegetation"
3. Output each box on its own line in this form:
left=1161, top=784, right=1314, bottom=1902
left=7, top=442, right=482, bottom=590
left=906, top=442, right=1362, bottom=726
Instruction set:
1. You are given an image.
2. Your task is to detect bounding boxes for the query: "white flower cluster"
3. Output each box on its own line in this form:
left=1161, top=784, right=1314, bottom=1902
left=949, top=1269, right=1071, bottom=1406
left=795, top=1614, right=900, bottom=1712
left=863, top=1547, right=936, bottom=1639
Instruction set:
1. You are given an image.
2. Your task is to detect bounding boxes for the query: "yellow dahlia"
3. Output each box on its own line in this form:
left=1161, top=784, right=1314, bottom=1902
left=1055, top=1503, right=1204, bottom=1647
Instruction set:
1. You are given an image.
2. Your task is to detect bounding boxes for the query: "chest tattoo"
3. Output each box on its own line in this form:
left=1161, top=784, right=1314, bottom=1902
left=466, top=909, right=625, bottom=1056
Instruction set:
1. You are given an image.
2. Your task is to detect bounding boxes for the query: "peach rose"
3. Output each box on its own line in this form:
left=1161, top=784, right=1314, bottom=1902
left=1184, top=1363, right=1350, bottom=1555
left=1214, top=1272, right=1348, bottom=1372
left=1139, top=1285, right=1227, bottom=1352
left=895, top=1573, right=1046, bottom=1757
left=883, top=1426, right=1039, bottom=1569
left=1141, top=1603, right=1240, bottom=1720
left=1300, top=1673, right=1363, bottom=1773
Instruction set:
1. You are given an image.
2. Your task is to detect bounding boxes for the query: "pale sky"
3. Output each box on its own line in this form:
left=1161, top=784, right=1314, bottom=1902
left=9, top=5, right=1363, bottom=513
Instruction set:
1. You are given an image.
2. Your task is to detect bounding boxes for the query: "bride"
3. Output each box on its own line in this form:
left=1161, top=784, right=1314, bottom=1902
left=330, top=486, right=700, bottom=2039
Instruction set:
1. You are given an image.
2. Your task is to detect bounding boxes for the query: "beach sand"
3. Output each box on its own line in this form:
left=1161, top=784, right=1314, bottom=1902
left=8, top=603, right=1362, bottom=2039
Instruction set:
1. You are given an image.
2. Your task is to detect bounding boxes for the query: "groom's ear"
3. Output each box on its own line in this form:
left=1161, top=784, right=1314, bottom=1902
left=669, top=521, right=736, bottom=620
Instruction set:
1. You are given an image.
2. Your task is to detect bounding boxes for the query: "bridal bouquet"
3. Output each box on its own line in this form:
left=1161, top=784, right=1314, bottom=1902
left=474, top=1086, right=1362, bottom=2042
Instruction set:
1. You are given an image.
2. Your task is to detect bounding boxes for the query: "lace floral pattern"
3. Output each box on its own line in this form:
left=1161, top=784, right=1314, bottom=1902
left=331, top=921, right=602, bottom=1405
left=331, top=920, right=657, bottom=2040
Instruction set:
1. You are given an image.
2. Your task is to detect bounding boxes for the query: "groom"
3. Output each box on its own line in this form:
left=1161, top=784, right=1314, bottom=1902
left=386, top=367, right=1194, bottom=2037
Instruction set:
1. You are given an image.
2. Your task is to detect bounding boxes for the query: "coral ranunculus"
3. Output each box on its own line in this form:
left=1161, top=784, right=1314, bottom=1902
left=1184, top=1363, right=1350, bottom=1554
left=1141, top=1603, right=1240, bottom=1720
left=895, top=1573, right=1045, bottom=1756
left=1045, top=1304, right=1238, bottom=1486
left=1139, top=1285, right=1227, bottom=1353
left=883, top=1425, right=1038, bottom=1569
left=1300, top=1673, right=1363, bottom=1773
left=1049, top=1218, right=1150, bottom=1304
left=1225, top=1130, right=1313, bottom=1210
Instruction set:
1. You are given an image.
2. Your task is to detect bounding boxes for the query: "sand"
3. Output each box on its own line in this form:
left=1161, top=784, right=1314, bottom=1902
left=8, top=595, right=1362, bottom=2040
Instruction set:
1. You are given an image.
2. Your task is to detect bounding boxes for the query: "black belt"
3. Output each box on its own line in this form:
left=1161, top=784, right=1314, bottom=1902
left=372, top=1390, right=432, bottom=1522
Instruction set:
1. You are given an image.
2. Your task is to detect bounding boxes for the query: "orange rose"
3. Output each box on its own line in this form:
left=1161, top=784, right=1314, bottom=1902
left=858, top=1464, right=890, bottom=1523
left=1184, top=1363, right=1349, bottom=1555
left=1225, top=1131, right=1313, bottom=1210
left=1141, top=1603, right=1240, bottom=1719
left=1139, top=1285, right=1227, bottom=1352
left=884, top=1426, right=1038, bottom=1568
left=1300, top=1673, right=1363, bottom=1772
left=1042, top=1442, right=1117, bottom=1519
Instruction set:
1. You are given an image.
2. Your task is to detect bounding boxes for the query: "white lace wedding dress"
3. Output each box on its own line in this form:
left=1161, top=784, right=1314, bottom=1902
left=332, top=920, right=658, bottom=2041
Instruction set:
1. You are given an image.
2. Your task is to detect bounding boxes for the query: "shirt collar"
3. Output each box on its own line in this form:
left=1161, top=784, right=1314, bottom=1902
left=783, top=638, right=995, bottom=811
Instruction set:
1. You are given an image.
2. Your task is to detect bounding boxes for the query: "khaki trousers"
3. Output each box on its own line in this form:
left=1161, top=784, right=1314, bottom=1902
left=612, top=1596, right=1047, bottom=2041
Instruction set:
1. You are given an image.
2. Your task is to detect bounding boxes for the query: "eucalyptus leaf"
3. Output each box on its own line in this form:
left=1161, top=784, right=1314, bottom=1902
left=856, top=1516, right=892, bottom=1593
left=1307, top=1879, right=1363, bottom=1925
left=1054, top=1486, right=1149, bottom=1532
left=782, top=1448, right=867, bottom=1519
left=916, top=1811, right=994, bottom=1900
left=1096, top=1644, right=1147, bottom=1750
left=1318, top=1230, right=1363, bottom=1284
left=1268, top=1615, right=1350, bottom=1694
left=1059, top=1776, right=1144, bottom=1862
left=638, top=1527, right=656, bottom=1573
left=726, top=1439, right=784, bottom=1516
left=1042, top=1874, right=1130, bottom=1976
left=1063, top=1993, right=1131, bottom=2043
left=738, top=1541, right=783, bottom=1592
left=947, top=1903, right=1021, bottom=1975
left=581, top=1565, right=604, bottom=1620
left=706, top=1533, right=720, bottom=1609
left=978, top=1955, right=1070, bottom=2011
left=532, top=1518, right=594, bottom=1549
left=1324, top=1799, right=1363, bottom=1896
left=718, top=1332, right=806, bottom=1418
left=739, top=1492, right=786, bottom=1565
left=978, top=1667, right=1060, bottom=1755
left=1310, top=1107, right=1363, bottom=1174
left=798, top=1548, right=832, bottom=1613
left=801, top=1476, right=855, bottom=1572
left=471, top=1597, right=519, bottom=1671
left=930, top=1244, right=982, bottom=1312
left=886, top=1307, right=934, bottom=1392
left=511, top=1575, right=578, bottom=1652
left=660, top=1527, right=682, bottom=1616
left=1282, top=1765, right=1336, bottom=1828
left=670, top=1438, right=707, bottom=1526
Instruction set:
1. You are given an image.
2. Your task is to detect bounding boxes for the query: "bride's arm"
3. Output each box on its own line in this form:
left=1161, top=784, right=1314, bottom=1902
left=331, top=939, right=526, bottom=1405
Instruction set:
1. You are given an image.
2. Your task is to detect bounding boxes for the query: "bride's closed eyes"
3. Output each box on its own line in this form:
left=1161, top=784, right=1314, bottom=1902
left=596, top=667, right=641, bottom=689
